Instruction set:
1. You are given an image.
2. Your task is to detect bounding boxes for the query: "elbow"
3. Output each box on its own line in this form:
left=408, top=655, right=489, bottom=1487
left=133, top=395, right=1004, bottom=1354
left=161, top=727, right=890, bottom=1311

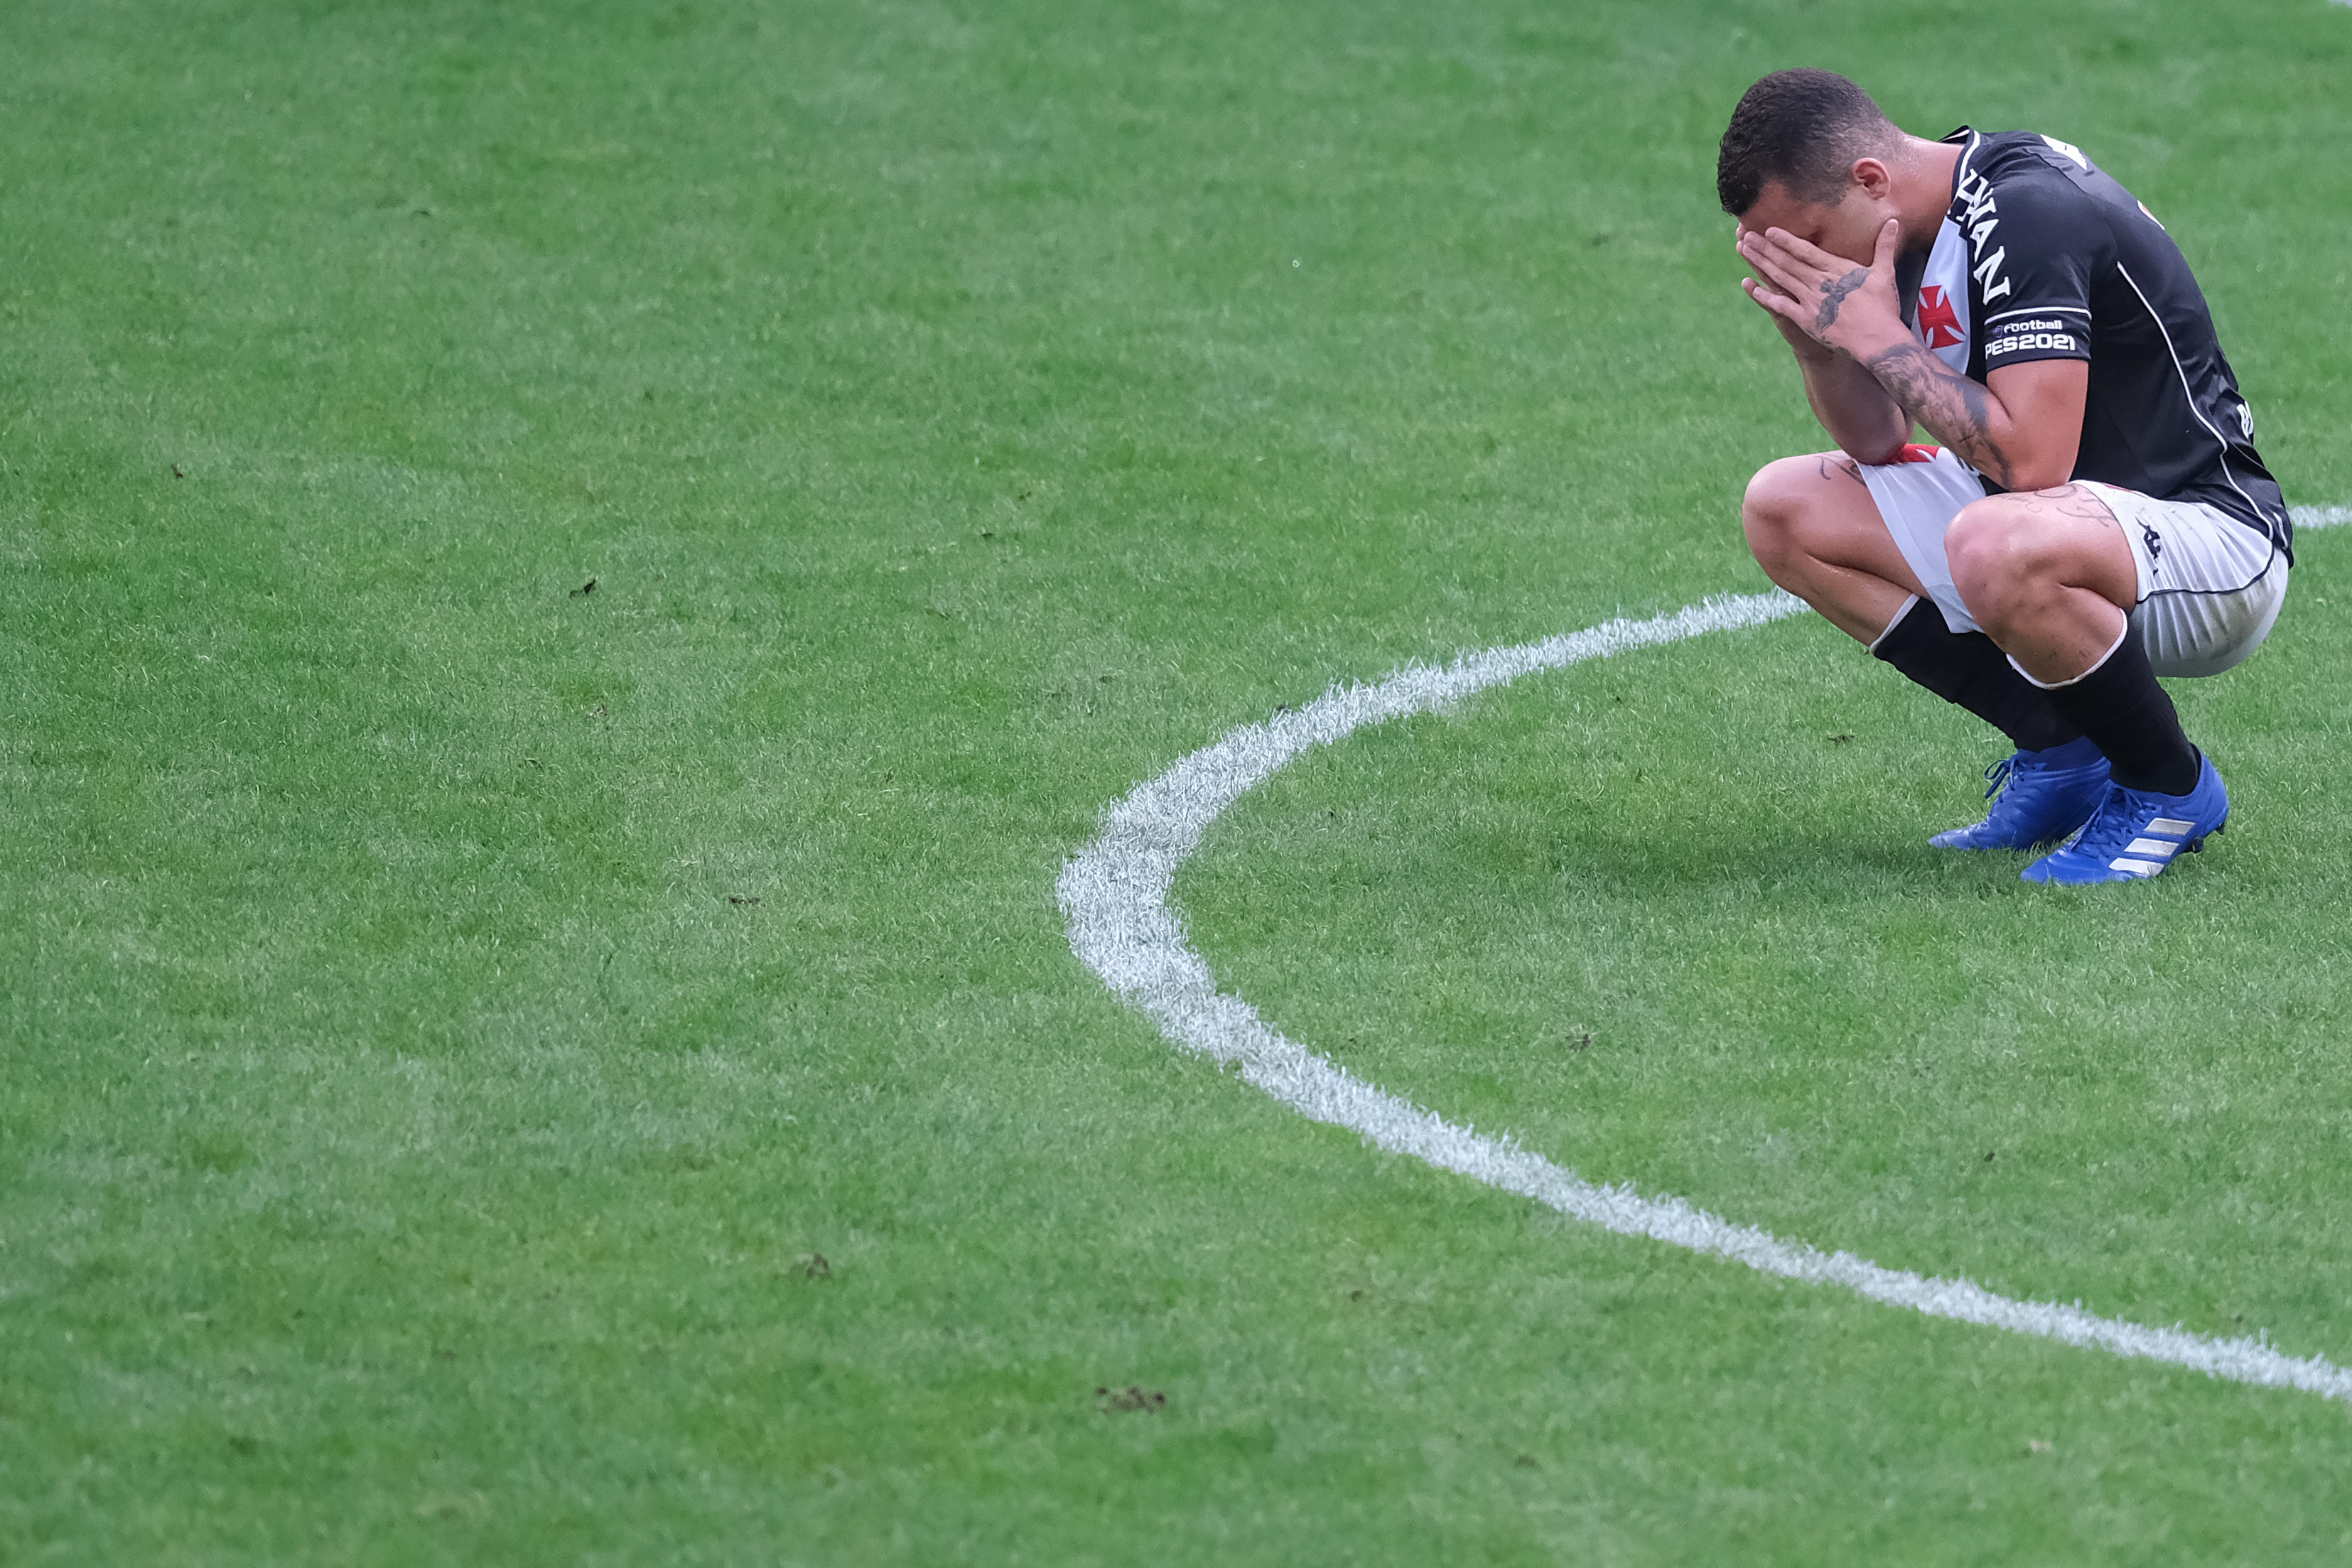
left=1840, top=438, right=1908, bottom=469
left=1994, top=438, right=2080, bottom=494
left=2003, top=463, right=2073, bottom=494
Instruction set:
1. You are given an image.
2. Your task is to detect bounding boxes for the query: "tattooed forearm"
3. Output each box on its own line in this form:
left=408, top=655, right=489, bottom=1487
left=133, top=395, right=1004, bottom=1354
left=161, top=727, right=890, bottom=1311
left=1813, top=267, right=1870, bottom=333
left=1862, top=339, right=2017, bottom=488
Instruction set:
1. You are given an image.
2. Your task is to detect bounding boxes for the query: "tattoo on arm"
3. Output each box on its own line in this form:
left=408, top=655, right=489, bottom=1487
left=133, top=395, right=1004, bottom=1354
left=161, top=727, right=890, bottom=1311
left=1861, top=339, right=2017, bottom=489
left=1813, top=267, right=1870, bottom=334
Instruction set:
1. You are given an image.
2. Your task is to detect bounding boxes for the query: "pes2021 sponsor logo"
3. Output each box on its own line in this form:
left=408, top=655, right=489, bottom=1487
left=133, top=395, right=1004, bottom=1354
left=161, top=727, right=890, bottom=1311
left=1985, top=329, right=2078, bottom=358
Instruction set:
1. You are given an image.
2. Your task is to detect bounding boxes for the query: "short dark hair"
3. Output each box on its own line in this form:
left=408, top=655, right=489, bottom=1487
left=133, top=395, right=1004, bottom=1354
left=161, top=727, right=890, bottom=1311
left=1716, top=69, right=1894, bottom=217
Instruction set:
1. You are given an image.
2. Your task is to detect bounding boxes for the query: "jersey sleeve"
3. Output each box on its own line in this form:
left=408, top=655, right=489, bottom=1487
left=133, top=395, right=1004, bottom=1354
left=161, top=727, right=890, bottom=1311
left=1973, top=171, right=2097, bottom=369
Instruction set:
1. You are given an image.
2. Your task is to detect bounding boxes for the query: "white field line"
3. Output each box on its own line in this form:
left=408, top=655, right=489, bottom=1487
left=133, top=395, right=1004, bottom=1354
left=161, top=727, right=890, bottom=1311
left=2294, top=504, right=2352, bottom=531
left=1059, top=588, right=2352, bottom=1404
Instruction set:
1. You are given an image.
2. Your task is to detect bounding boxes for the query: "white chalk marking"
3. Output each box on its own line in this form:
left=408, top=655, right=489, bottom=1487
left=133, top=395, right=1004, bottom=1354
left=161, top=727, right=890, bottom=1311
left=1060, top=588, right=2352, bottom=1403
left=2294, top=505, right=2352, bottom=531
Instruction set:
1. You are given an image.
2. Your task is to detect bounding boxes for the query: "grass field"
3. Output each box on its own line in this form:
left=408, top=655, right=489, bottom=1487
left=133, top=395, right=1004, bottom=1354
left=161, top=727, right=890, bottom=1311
left=7, top=0, right=2352, bottom=1561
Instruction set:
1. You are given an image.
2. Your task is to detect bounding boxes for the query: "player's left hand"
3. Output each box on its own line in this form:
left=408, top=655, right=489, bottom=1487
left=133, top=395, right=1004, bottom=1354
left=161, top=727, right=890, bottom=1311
left=1737, top=218, right=1906, bottom=359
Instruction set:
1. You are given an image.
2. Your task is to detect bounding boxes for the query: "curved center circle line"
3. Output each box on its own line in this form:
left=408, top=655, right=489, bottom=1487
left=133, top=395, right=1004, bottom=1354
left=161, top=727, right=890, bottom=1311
left=1058, top=586, right=2352, bottom=1405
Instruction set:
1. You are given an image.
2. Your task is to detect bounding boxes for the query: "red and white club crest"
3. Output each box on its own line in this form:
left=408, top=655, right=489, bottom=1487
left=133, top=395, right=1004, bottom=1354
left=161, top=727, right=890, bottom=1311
left=1916, top=285, right=1965, bottom=350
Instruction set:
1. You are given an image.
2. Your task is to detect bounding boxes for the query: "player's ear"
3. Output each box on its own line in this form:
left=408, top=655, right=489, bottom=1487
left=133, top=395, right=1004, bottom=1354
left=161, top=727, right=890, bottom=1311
left=1849, top=157, right=1894, bottom=200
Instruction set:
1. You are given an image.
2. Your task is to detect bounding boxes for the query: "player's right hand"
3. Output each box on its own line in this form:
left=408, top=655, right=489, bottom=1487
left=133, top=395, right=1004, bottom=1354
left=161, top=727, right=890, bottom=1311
left=1737, top=217, right=1906, bottom=363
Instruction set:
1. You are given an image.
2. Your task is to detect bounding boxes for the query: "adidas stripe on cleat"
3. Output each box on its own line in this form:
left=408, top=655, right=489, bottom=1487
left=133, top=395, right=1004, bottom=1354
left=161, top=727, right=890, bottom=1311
left=2020, top=754, right=2230, bottom=885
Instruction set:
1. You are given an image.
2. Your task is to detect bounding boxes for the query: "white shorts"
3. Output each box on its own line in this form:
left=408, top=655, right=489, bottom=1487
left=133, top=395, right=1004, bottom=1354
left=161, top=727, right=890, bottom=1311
left=1860, top=446, right=2287, bottom=678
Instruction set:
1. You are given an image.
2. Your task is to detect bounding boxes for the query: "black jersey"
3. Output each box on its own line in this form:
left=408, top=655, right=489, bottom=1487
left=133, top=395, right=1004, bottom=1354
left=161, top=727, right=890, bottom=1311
left=1895, top=127, right=2290, bottom=559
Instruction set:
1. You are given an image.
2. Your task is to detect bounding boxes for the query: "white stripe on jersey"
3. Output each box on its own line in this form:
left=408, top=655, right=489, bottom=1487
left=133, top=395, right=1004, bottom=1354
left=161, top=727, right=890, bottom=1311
left=1984, top=305, right=2092, bottom=323
left=2115, top=263, right=2284, bottom=536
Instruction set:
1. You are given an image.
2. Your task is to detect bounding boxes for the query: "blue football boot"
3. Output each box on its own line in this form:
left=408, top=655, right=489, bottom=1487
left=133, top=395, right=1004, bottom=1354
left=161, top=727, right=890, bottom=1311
left=1930, top=736, right=2111, bottom=850
left=2021, top=752, right=2230, bottom=885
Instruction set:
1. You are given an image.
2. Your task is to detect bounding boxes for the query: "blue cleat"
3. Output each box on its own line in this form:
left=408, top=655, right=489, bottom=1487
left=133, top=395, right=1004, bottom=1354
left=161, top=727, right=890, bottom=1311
left=2020, top=752, right=2230, bottom=885
left=1929, top=737, right=2111, bottom=850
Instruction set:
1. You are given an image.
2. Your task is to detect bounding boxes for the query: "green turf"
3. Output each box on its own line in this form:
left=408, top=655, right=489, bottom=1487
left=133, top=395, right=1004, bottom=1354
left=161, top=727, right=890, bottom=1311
left=6, top=0, right=2351, bottom=1561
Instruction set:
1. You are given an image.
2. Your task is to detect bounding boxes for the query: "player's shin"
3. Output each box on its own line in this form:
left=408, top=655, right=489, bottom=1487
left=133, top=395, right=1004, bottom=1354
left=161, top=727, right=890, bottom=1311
left=2017, top=622, right=2201, bottom=796
left=1870, top=596, right=2083, bottom=752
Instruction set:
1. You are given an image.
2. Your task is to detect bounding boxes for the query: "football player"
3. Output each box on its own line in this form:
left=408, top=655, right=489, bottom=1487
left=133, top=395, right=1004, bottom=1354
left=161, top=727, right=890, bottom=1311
left=1720, top=70, right=2289, bottom=882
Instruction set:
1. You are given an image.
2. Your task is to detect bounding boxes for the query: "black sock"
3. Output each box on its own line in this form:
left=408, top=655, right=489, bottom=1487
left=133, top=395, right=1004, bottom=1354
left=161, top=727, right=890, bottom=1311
left=2030, top=627, right=2200, bottom=795
left=1871, top=598, right=2083, bottom=753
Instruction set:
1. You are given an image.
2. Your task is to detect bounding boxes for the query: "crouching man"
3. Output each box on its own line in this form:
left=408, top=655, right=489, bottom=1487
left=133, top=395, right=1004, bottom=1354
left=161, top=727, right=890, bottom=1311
left=1720, top=69, right=2290, bottom=883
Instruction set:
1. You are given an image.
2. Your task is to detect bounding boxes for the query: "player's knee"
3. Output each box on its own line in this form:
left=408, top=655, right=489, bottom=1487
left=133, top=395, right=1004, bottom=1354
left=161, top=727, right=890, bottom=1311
left=1946, top=498, right=2056, bottom=610
left=1740, top=456, right=1823, bottom=568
